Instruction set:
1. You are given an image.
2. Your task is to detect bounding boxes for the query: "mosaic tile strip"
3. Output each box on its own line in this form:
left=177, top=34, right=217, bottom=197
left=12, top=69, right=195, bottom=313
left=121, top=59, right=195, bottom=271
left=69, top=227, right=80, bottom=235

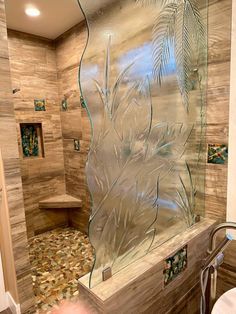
left=164, top=245, right=187, bottom=286
left=34, top=99, right=46, bottom=111
left=28, top=228, right=94, bottom=313
left=208, top=144, right=228, bottom=164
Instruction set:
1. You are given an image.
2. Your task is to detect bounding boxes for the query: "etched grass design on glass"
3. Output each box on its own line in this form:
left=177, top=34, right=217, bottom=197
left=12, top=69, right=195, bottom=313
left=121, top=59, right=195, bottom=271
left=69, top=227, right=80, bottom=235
left=87, top=38, right=160, bottom=287
left=78, top=0, right=207, bottom=288
left=175, top=163, right=197, bottom=227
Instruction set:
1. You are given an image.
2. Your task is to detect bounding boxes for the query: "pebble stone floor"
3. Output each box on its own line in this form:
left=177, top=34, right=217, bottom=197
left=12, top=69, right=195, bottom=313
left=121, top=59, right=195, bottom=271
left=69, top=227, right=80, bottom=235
left=28, top=228, right=94, bottom=313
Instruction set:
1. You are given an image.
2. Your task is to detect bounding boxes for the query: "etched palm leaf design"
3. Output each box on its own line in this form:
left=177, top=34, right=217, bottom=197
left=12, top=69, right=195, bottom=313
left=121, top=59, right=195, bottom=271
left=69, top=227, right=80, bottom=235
left=136, top=0, right=206, bottom=112
left=146, top=122, right=193, bottom=160
left=175, top=162, right=197, bottom=227
left=152, top=3, right=177, bottom=85
left=136, top=0, right=174, bottom=8
left=86, top=38, right=197, bottom=287
left=87, top=39, right=158, bottom=287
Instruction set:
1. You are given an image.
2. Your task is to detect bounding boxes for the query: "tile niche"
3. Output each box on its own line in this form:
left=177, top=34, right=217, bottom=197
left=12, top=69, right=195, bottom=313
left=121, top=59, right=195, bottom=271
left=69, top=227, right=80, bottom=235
left=20, top=123, right=44, bottom=158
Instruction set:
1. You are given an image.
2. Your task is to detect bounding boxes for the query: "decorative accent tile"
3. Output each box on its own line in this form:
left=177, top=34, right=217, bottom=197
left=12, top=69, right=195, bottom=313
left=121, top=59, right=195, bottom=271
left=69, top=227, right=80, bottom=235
left=208, top=144, right=228, bottom=164
left=20, top=123, right=44, bottom=158
left=74, top=139, right=80, bottom=152
left=164, top=246, right=187, bottom=286
left=61, top=99, right=68, bottom=111
left=34, top=99, right=46, bottom=111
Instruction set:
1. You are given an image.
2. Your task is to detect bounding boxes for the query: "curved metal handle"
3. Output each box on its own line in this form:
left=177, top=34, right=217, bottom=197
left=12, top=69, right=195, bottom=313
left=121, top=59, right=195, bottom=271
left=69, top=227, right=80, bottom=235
left=208, top=222, right=236, bottom=253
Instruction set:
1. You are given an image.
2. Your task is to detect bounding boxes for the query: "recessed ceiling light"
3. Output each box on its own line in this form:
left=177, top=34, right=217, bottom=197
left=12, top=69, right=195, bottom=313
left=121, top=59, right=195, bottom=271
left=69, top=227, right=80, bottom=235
left=25, top=7, right=41, bottom=17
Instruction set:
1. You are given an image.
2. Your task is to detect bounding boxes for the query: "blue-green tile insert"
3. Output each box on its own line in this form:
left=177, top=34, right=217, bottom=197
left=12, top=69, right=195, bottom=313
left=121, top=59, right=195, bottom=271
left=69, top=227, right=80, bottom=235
left=74, top=139, right=80, bottom=152
left=61, top=99, right=68, bottom=111
left=34, top=99, right=46, bottom=111
left=164, top=245, right=187, bottom=286
left=208, top=144, right=228, bottom=164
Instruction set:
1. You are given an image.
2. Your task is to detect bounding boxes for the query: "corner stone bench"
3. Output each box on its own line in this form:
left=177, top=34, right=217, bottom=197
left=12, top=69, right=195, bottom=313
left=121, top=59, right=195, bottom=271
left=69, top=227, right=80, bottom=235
left=39, top=194, right=82, bottom=209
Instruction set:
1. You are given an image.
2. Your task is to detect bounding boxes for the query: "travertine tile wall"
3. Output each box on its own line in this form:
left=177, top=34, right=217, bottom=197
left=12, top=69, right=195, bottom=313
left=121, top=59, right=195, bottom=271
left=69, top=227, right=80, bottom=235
left=0, top=149, right=18, bottom=304
left=7, top=24, right=92, bottom=237
left=8, top=30, right=67, bottom=238
left=205, top=0, right=231, bottom=223
left=0, top=1, right=35, bottom=312
left=206, top=0, right=236, bottom=296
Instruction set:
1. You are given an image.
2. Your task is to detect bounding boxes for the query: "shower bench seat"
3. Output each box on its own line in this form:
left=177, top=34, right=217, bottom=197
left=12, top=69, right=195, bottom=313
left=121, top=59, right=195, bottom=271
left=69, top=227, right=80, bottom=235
left=39, top=194, right=82, bottom=209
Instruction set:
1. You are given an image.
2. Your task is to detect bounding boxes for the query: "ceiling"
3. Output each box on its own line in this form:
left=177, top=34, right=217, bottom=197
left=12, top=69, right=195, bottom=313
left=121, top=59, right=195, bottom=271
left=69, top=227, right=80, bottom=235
left=5, top=0, right=84, bottom=39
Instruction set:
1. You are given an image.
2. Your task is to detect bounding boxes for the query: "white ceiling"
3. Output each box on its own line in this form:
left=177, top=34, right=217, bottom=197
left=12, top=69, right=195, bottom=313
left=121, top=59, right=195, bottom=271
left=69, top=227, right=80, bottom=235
left=5, top=0, right=84, bottom=39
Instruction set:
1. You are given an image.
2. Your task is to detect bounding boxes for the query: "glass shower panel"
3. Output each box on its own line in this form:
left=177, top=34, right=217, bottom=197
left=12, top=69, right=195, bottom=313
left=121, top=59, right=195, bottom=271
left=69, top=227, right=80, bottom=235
left=78, top=0, right=208, bottom=288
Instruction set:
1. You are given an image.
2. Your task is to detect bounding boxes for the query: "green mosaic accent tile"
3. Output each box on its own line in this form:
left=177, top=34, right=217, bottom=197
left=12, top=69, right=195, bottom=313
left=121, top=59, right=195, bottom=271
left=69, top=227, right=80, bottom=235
left=164, top=246, right=187, bottom=286
left=208, top=144, right=228, bottom=164
left=74, top=139, right=80, bottom=152
left=34, top=99, right=46, bottom=111
left=21, top=124, right=39, bottom=157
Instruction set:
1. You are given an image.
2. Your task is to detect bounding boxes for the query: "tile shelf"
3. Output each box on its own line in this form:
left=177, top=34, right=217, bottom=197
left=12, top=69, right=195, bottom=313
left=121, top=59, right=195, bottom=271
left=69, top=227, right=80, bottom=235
left=39, top=194, right=82, bottom=209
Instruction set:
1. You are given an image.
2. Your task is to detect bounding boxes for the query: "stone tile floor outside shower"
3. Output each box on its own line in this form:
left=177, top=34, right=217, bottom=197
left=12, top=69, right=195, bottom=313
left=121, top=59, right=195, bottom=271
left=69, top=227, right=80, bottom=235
left=28, top=227, right=94, bottom=313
